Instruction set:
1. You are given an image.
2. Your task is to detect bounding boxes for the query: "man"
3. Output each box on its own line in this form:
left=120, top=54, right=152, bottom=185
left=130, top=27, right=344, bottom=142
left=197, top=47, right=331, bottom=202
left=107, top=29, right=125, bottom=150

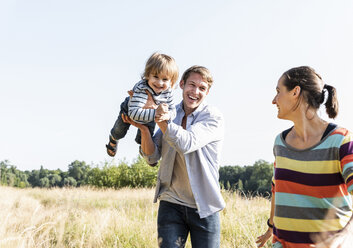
left=123, top=65, right=225, bottom=248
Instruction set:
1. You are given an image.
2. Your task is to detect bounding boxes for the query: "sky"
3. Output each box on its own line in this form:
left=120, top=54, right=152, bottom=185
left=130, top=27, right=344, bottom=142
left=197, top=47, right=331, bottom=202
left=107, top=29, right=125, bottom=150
left=1, top=0, right=353, bottom=171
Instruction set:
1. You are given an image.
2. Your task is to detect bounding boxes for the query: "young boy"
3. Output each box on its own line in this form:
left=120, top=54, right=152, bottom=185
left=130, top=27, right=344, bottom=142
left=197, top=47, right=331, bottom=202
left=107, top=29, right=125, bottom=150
left=106, top=52, right=179, bottom=157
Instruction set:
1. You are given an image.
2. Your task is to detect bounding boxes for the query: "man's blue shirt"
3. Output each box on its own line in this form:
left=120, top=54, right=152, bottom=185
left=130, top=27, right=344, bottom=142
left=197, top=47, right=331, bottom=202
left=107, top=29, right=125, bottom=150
left=142, top=101, right=225, bottom=218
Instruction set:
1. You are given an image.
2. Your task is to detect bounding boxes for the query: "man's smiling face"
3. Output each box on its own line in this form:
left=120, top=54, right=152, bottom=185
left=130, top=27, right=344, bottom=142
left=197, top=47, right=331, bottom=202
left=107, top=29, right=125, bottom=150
left=180, top=72, right=209, bottom=115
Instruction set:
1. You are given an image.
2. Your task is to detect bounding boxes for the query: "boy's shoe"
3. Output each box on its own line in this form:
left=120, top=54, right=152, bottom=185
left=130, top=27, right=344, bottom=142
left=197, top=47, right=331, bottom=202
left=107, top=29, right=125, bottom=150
left=106, top=135, right=118, bottom=157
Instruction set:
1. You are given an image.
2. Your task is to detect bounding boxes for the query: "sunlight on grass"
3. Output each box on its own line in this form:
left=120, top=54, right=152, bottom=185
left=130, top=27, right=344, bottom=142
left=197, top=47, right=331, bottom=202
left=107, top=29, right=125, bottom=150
left=0, top=186, right=271, bottom=248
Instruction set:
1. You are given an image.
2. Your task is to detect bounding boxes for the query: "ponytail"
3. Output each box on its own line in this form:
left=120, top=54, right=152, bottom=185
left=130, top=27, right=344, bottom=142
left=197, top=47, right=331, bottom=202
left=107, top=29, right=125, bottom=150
left=323, top=84, right=339, bottom=119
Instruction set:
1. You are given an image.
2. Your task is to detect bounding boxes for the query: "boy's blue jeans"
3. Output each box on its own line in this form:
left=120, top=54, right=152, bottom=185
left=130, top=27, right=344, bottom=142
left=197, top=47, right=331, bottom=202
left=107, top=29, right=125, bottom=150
left=110, top=96, right=155, bottom=144
left=157, top=201, right=220, bottom=248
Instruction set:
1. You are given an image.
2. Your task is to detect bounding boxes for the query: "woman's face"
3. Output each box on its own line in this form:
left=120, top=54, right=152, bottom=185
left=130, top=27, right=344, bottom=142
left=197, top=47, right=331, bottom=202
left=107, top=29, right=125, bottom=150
left=272, top=76, right=298, bottom=120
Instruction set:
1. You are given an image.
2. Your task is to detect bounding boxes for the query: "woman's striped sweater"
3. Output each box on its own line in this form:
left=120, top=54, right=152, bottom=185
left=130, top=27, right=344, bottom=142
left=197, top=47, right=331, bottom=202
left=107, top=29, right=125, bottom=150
left=272, top=127, right=353, bottom=247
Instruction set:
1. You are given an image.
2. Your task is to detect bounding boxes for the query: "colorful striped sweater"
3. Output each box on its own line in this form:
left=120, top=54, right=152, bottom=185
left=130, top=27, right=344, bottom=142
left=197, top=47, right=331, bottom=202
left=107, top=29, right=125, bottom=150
left=272, top=127, right=353, bottom=248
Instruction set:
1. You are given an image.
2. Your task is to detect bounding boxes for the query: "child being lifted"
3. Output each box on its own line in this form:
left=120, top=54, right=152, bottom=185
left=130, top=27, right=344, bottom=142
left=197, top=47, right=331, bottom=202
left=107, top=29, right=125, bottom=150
left=106, top=52, right=179, bottom=157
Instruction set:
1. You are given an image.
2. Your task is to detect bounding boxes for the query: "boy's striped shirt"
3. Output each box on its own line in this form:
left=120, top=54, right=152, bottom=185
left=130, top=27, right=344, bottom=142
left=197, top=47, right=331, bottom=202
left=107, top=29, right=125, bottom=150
left=128, top=80, right=176, bottom=124
left=272, top=126, right=353, bottom=247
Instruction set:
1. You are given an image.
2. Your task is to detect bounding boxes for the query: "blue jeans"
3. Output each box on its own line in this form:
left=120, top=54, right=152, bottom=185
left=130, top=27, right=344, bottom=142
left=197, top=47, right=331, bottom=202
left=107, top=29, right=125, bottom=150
left=110, top=96, right=155, bottom=144
left=157, top=201, right=220, bottom=248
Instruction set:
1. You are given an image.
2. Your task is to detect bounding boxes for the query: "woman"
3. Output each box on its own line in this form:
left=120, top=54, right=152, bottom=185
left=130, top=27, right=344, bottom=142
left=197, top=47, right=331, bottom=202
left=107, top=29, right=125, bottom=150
left=256, top=66, right=353, bottom=248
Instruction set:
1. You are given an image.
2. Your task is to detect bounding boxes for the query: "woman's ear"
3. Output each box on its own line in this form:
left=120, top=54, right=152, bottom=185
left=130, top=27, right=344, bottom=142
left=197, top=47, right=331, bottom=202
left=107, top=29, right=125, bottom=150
left=293, top=86, right=301, bottom=97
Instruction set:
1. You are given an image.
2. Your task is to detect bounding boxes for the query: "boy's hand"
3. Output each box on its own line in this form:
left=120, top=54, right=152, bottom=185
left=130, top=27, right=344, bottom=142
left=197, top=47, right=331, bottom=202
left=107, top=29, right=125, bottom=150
left=127, top=90, right=134, bottom=97
left=155, top=103, right=170, bottom=122
left=156, top=103, right=169, bottom=115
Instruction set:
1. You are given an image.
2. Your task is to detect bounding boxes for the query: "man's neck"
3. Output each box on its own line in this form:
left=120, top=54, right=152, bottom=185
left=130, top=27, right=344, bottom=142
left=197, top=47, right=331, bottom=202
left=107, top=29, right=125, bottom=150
left=182, top=103, right=197, bottom=117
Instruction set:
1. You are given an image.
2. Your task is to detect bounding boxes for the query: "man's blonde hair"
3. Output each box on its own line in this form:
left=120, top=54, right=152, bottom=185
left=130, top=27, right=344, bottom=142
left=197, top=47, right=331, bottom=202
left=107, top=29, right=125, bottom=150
left=143, top=52, right=179, bottom=87
left=181, top=65, right=213, bottom=88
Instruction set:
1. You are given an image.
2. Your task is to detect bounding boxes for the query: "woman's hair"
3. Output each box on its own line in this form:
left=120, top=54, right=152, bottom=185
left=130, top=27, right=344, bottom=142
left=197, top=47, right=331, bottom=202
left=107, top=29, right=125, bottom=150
left=181, top=65, right=214, bottom=88
left=143, top=52, right=179, bottom=87
left=282, top=66, right=339, bottom=118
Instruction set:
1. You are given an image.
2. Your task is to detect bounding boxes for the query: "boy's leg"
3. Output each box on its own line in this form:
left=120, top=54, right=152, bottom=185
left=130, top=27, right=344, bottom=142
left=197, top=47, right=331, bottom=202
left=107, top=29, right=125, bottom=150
left=110, top=115, right=130, bottom=141
left=107, top=97, right=130, bottom=156
left=157, top=201, right=189, bottom=248
left=188, top=210, right=220, bottom=248
left=135, top=121, right=156, bottom=144
left=110, top=97, right=131, bottom=140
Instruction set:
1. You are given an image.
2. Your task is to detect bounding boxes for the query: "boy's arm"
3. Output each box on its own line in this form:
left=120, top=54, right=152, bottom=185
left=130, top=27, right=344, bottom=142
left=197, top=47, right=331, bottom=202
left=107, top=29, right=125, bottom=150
left=128, top=89, right=156, bottom=123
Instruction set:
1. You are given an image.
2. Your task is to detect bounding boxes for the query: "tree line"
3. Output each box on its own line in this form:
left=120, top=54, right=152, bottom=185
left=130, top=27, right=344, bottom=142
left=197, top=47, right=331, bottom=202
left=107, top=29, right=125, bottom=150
left=0, top=158, right=273, bottom=195
left=219, top=159, right=273, bottom=195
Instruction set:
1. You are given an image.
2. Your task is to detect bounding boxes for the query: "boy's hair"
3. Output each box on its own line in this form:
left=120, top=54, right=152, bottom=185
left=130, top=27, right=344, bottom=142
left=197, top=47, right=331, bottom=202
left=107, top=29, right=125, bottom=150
left=181, top=65, right=213, bottom=89
left=143, top=52, right=179, bottom=87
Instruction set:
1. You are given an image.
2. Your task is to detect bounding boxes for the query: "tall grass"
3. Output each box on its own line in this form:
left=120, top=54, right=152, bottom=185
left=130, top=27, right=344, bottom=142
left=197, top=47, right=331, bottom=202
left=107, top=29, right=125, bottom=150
left=0, top=186, right=271, bottom=248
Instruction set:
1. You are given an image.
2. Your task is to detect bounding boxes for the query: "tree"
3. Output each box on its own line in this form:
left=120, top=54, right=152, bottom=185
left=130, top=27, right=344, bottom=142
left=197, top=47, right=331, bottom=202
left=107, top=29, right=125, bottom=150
left=39, top=177, right=50, bottom=188
left=237, top=179, right=243, bottom=191
left=0, top=161, right=29, bottom=187
left=247, top=160, right=272, bottom=195
left=219, top=160, right=273, bottom=195
left=68, top=160, right=90, bottom=186
left=49, top=174, right=62, bottom=187
left=63, top=177, right=77, bottom=187
left=129, top=156, right=158, bottom=187
left=219, top=165, right=244, bottom=189
left=27, top=170, right=41, bottom=187
left=39, top=165, right=49, bottom=178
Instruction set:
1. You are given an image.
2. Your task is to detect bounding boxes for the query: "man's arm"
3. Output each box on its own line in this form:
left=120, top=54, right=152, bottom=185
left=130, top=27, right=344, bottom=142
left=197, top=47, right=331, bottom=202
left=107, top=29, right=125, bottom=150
left=162, top=108, right=224, bottom=154
left=314, top=215, right=353, bottom=248
left=122, top=90, right=162, bottom=164
left=155, top=103, right=170, bottom=132
left=121, top=114, right=161, bottom=165
left=122, top=114, right=156, bottom=155
left=314, top=130, right=353, bottom=247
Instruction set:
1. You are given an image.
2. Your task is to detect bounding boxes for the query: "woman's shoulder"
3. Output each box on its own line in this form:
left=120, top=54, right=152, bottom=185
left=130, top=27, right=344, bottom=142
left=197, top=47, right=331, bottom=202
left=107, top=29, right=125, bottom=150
left=330, top=126, right=353, bottom=146
left=274, top=132, right=285, bottom=147
left=329, top=126, right=350, bottom=137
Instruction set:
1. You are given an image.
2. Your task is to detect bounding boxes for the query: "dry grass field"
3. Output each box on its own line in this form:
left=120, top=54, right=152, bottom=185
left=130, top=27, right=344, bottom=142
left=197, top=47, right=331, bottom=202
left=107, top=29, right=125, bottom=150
left=0, top=186, right=271, bottom=248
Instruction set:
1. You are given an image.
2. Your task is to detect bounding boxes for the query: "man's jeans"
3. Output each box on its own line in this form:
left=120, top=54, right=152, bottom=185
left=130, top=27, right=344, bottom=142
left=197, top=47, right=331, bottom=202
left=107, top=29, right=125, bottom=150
left=157, top=201, right=220, bottom=248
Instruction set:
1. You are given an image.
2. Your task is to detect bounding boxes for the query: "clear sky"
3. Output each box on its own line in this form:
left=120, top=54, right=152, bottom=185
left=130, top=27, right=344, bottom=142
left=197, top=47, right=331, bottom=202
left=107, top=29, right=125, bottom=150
left=1, top=0, right=353, bottom=171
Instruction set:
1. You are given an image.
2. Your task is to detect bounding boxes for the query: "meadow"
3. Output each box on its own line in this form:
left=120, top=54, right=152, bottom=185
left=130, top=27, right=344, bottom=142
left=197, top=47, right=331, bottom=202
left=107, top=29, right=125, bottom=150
left=0, top=186, right=271, bottom=248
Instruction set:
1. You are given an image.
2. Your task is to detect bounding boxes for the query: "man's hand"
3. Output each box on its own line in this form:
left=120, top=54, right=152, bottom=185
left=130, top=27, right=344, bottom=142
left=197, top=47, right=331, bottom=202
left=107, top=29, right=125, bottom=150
left=128, top=89, right=158, bottom=109
left=312, top=206, right=353, bottom=248
left=313, top=229, right=353, bottom=248
left=121, top=114, right=148, bottom=132
left=144, top=90, right=158, bottom=109
left=155, top=103, right=170, bottom=122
